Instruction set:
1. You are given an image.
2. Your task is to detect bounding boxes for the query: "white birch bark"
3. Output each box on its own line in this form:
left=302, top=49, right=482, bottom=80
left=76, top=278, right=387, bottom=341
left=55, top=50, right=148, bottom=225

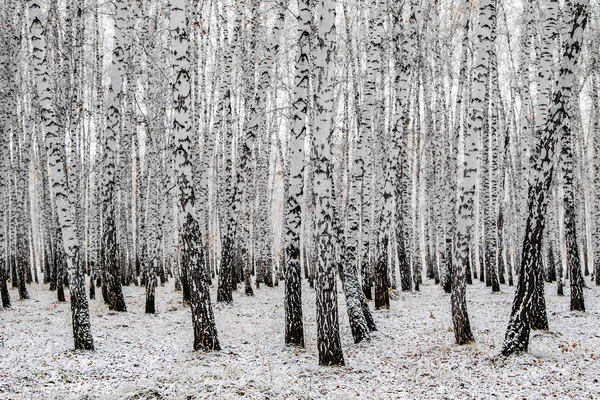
left=502, top=0, right=590, bottom=355
left=313, top=0, right=344, bottom=366
left=452, top=0, right=496, bottom=345
left=592, top=42, right=600, bottom=287
left=102, top=0, right=128, bottom=312
left=170, top=0, right=220, bottom=351
left=284, top=0, right=310, bottom=347
left=394, top=0, right=419, bottom=294
left=530, top=0, right=559, bottom=330
left=217, top=2, right=243, bottom=303
left=28, top=0, right=94, bottom=350
left=0, top=51, right=10, bottom=306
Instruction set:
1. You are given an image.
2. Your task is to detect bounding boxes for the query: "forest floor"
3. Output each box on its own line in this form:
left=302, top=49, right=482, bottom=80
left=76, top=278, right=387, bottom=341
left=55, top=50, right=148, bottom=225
left=0, top=275, right=599, bottom=400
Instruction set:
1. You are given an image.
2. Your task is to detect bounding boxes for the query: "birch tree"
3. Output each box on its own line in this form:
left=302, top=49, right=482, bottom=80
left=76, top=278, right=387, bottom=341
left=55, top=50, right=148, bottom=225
left=284, top=0, right=310, bottom=348
left=217, top=2, right=243, bottom=304
left=362, top=0, right=387, bottom=311
left=170, top=0, right=220, bottom=351
left=28, top=0, right=94, bottom=350
left=593, top=39, right=600, bottom=287
left=451, top=0, right=497, bottom=345
left=562, top=93, right=585, bottom=312
left=0, top=9, right=12, bottom=309
left=313, top=0, right=344, bottom=366
left=502, top=0, right=590, bottom=355
left=102, top=0, right=128, bottom=312
left=530, top=0, right=559, bottom=330
left=395, top=0, right=418, bottom=295
left=480, top=0, right=500, bottom=293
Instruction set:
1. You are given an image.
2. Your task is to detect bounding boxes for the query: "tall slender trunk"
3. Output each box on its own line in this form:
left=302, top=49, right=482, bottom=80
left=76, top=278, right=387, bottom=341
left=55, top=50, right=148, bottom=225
left=484, top=0, right=500, bottom=293
left=28, top=0, right=94, bottom=350
left=592, top=44, right=600, bottom=287
left=563, top=121, right=585, bottom=312
left=452, top=0, right=496, bottom=345
left=170, top=0, right=220, bottom=351
left=530, top=0, right=559, bottom=330
left=102, top=0, right=128, bottom=312
left=0, top=92, right=10, bottom=309
left=360, top=0, right=386, bottom=310
left=217, top=4, right=243, bottom=304
left=314, top=0, right=344, bottom=367
left=284, top=0, right=310, bottom=348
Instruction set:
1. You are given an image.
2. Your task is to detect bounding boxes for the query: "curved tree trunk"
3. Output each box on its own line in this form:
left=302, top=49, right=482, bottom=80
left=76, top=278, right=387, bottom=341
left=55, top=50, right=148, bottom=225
left=502, top=0, right=589, bottom=355
left=530, top=0, right=559, bottom=331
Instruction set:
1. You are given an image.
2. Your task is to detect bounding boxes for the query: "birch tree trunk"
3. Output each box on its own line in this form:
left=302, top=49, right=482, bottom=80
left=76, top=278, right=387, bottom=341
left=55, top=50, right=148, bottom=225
left=142, top=2, right=165, bottom=311
left=0, top=66, right=10, bottom=308
left=445, top=0, right=470, bottom=293
left=255, top=1, right=286, bottom=289
left=28, top=0, right=94, bottom=350
left=238, top=0, right=259, bottom=295
left=482, top=0, right=500, bottom=293
left=563, top=121, right=585, bottom=312
left=451, top=0, right=496, bottom=345
left=217, top=3, right=243, bottom=304
left=514, top=0, right=535, bottom=271
left=530, top=0, right=559, bottom=330
left=102, top=0, right=128, bottom=312
left=170, top=0, right=220, bottom=351
left=314, top=0, right=344, bottom=366
left=361, top=0, right=386, bottom=311
left=502, top=0, right=589, bottom=355
left=592, top=43, right=600, bottom=287
left=333, top=0, right=376, bottom=344
left=284, top=0, right=310, bottom=348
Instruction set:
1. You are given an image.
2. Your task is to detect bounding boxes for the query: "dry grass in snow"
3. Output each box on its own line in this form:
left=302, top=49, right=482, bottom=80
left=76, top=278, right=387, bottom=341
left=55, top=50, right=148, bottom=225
left=1, top=277, right=599, bottom=399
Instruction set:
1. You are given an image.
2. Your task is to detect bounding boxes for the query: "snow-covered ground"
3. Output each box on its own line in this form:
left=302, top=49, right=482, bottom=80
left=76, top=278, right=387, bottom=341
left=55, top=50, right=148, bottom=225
left=0, top=277, right=599, bottom=399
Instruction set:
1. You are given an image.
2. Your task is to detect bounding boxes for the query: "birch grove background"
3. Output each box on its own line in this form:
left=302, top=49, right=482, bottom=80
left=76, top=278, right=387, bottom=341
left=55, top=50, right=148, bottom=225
left=0, top=0, right=599, bottom=393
